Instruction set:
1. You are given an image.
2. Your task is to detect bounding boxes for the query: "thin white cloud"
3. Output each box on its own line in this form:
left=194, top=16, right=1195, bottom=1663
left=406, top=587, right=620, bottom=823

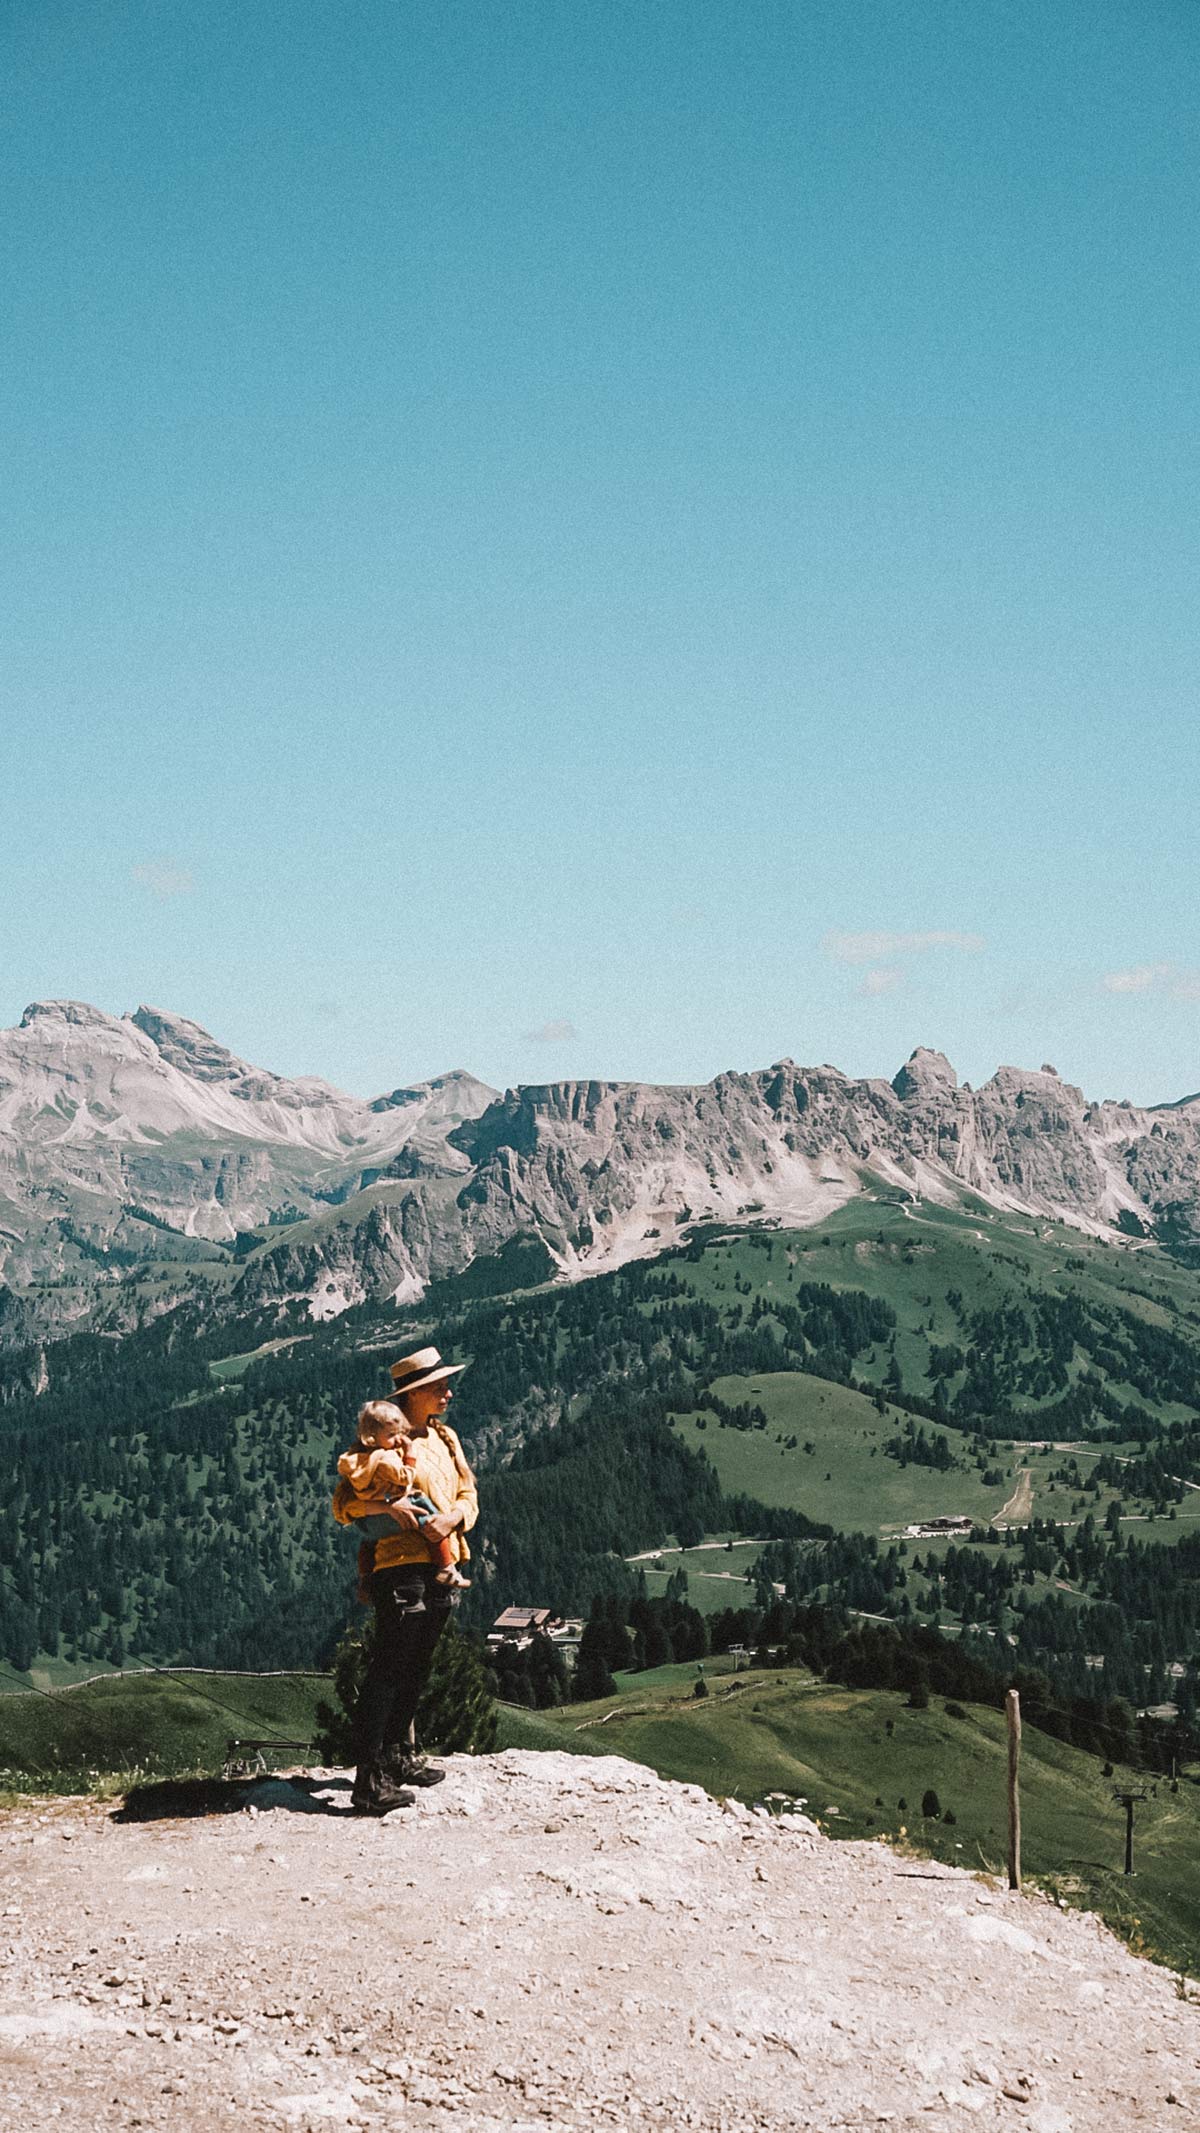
left=824, top=929, right=985, bottom=965
left=861, top=967, right=901, bottom=996
left=524, top=1019, right=578, bottom=1044
left=1103, top=963, right=1175, bottom=996
left=132, top=857, right=194, bottom=901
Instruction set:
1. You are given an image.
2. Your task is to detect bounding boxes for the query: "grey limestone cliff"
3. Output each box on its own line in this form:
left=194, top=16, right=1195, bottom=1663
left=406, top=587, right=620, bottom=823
left=0, top=1000, right=1196, bottom=1336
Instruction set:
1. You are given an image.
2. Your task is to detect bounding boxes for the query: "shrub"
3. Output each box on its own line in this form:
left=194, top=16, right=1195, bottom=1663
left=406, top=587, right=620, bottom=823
left=921, top=1788, right=941, bottom=1818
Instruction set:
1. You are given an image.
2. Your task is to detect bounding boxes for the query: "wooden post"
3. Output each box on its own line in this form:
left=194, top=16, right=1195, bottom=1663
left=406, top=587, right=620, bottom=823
left=1006, top=1688, right=1022, bottom=1892
left=1113, top=1789, right=1147, bottom=1875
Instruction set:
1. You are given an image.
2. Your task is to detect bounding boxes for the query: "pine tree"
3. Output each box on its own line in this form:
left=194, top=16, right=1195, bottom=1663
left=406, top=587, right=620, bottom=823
left=316, top=1618, right=496, bottom=1761
left=417, top=1623, right=499, bottom=1753
left=526, top=1634, right=570, bottom=1708
left=643, top=1616, right=673, bottom=1667
left=572, top=1617, right=618, bottom=1700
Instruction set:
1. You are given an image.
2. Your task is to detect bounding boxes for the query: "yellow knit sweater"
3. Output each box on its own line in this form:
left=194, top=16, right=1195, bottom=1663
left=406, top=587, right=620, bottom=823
left=331, top=1421, right=479, bottom=1569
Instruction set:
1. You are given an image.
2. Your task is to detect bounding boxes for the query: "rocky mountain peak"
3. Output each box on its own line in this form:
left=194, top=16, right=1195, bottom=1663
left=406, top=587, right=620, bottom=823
left=984, top=1063, right=1086, bottom=1109
left=8, top=997, right=1200, bottom=1337
left=891, top=1047, right=957, bottom=1101
left=19, top=999, right=125, bottom=1034
left=128, top=1005, right=279, bottom=1096
left=369, top=1068, right=495, bottom=1116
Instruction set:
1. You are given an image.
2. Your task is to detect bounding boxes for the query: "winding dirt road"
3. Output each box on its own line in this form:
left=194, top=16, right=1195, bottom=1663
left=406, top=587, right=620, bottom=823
left=993, top=1467, right=1034, bottom=1526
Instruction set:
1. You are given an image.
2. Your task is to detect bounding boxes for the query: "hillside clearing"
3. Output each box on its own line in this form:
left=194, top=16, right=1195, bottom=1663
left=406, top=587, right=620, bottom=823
left=994, top=1467, right=1035, bottom=1525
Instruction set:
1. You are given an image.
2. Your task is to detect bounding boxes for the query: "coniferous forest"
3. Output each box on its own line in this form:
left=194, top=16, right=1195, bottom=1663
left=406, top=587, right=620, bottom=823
left=3, top=1204, right=1200, bottom=1761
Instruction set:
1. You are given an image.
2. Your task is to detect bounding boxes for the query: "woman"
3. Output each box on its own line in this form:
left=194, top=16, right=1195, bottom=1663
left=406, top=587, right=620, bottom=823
left=333, top=1344, right=479, bottom=1815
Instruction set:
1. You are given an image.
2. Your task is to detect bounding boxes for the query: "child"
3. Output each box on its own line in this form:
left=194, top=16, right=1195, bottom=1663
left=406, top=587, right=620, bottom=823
left=336, top=1400, right=470, bottom=1600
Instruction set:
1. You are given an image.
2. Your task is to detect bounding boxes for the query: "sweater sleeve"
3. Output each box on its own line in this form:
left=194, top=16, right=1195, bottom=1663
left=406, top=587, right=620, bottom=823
left=332, top=1470, right=392, bottom=1524
left=331, top=1481, right=399, bottom=1541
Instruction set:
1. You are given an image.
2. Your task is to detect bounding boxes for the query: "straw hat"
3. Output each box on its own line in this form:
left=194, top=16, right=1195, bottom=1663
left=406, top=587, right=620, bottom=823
left=388, top=1345, right=468, bottom=1397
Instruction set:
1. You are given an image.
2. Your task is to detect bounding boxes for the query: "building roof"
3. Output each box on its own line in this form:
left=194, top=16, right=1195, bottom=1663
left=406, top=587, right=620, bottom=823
left=492, top=1607, right=553, bottom=1631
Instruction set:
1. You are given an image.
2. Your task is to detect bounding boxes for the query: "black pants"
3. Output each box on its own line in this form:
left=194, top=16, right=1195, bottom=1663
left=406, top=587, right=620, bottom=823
left=355, top=1564, right=456, bottom=1771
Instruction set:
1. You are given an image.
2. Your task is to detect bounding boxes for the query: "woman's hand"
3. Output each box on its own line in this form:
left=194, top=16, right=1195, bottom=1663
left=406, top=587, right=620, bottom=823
left=421, top=1509, right=463, bottom=1542
left=383, top=1500, right=422, bottom=1530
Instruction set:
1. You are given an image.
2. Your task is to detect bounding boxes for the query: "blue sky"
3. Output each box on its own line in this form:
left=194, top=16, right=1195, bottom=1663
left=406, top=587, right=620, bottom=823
left=3, top=1, right=1198, bottom=1104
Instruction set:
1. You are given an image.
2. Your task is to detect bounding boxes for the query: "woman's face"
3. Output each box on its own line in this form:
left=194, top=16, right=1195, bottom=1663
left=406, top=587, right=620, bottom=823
left=401, top=1379, right=452, bottom=1434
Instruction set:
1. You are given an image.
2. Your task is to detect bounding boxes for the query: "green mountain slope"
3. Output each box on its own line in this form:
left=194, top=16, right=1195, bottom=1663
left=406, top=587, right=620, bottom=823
left=0, top=1670, right=329, bottom=1791
left=3, top=1200, right=1200, bottom=1720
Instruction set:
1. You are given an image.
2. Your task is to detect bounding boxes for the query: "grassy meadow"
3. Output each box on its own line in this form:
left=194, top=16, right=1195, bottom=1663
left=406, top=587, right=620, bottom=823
left=0, top=1670, right=330, bottom=1793
left=626, top=1536, right=771, bottom=1613
left=671, top=1377, right=1200, bottom=1542
left=681, top=1196, right=1200, bottom=1421
left=649, top=1200, right=1200, bottom=1550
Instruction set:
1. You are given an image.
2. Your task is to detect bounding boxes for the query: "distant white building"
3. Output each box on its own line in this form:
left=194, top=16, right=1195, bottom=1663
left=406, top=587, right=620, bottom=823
left=487, top=1607, right=583, bottom=1656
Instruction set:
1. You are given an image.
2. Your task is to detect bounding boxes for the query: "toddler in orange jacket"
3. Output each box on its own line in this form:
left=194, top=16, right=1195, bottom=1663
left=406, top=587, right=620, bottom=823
left=336, top=1400, right=470, bottom=1601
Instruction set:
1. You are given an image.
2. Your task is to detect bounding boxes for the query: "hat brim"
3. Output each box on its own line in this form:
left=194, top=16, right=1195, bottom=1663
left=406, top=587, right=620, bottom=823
left=389, top=1360, right=468, bottom=1396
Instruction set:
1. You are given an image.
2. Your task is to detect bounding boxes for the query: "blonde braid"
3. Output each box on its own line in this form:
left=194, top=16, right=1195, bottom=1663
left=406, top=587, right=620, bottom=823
left=430, top=1417, right=474, bottom=1484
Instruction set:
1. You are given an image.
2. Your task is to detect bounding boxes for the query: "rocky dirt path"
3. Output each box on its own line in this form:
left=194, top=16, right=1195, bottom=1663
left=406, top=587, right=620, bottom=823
left=993, top=1468, right=1034, bottom=1526
left=0, top=1751, right=1196, bottom=2133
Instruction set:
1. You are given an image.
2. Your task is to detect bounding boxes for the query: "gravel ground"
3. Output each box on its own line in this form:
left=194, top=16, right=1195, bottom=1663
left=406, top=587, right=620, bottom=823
left=0, top=1750, right=1196, bottom=2132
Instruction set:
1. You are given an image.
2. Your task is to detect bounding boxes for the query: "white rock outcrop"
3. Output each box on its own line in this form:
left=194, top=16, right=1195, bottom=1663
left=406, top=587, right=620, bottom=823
left=0, top=1752, right=1193, bottom=2131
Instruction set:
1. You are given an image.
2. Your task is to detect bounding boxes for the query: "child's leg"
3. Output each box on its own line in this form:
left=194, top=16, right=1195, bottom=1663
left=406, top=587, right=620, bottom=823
left=408, top=1490, right=469, bottom=1583
left=412, top=1501, right=455, bottom=1572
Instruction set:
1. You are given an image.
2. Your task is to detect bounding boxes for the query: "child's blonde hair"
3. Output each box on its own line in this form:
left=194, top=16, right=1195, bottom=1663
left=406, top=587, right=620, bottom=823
left=356, top=1399, right=407, bottom=1448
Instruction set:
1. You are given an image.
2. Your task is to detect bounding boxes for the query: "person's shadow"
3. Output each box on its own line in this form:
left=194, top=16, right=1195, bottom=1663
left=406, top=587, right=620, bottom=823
left=111, top=1773, right=354, bottom=1822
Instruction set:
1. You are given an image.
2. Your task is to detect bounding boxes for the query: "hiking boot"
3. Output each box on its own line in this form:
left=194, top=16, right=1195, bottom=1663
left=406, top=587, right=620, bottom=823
left=350, top=1765, right=415, bottom=1816
left=383, top=1749, right=445, bottom=1788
